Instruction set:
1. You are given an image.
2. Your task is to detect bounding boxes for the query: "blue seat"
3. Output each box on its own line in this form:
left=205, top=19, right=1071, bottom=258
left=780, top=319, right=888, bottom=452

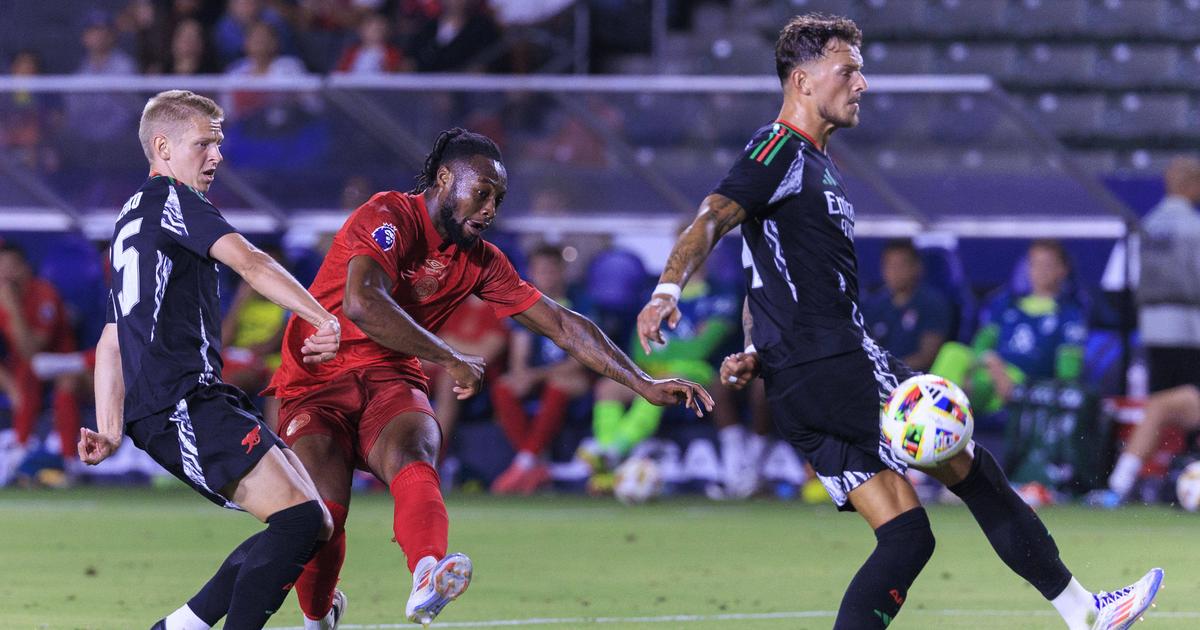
left=916, top=242, right=978, bottom=343
left=582, top=248, right=649, bottom=343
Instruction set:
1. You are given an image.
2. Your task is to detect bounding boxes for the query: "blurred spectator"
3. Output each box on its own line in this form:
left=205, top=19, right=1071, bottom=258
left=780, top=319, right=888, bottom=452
left=862, top=239, right=951, bottom=372
left=1085, top=157, right=1200, bottom=506
left=931, top=239, right=1086, bottom=414
left=220, top=254, right=289, bottom=427
left=335, top=12, right=410, bottom=74
left=339, top=174, right=376, bottom=210
left=407, top=0, right=502, bottom=72
left=424, top=295, right=509, bottom=451
left=0, top=244, right=81, bottom=467
left=290, top=0, right=368, bottom=72
left=214, top=0, right=294, bottom=67
left=1, top=51, right=61, bottom=174
left=490, top=245, right=590, bottom=495
left=168, top=18, right=220, bottom=74
left=488, top=0, right=573, bottom=73
left=222, top=20, right=328, bottom=171
left=1137, top=157, right=1200, bottom=395
left=582, top=263, right=737, bottom=490
left=394, top=0, right=441, bottom=51
left=64, top=11, right=138, bottom=152
left=118, top=0, right=170, bottom=73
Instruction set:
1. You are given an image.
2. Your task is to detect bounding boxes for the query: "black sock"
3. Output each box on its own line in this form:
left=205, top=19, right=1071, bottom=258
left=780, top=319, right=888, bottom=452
left=186, top=532, right=264, bottom=626
left=224, top=500, right=326, bottom=630
left=948, top=446, right=1072, bottom=599
left=833, top=507, right=935, bottom=630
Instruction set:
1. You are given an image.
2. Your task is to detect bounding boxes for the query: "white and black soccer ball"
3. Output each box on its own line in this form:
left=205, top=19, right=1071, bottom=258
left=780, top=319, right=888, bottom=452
left=1176, top=461, right=1200, bottom=512
left=613, top=456, right=663, bottom=505
left=881, top=374, right=974, bottom=467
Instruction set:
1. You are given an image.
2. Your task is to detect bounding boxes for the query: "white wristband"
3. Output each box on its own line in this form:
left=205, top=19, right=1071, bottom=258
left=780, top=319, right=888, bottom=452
left=744, top=344, right=757, bottom=355
left=653, top=283, right=681, bottom=301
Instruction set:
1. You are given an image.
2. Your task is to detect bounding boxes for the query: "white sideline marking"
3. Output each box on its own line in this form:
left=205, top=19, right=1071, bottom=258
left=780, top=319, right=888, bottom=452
left=272, top=609, right=1200, bottom=628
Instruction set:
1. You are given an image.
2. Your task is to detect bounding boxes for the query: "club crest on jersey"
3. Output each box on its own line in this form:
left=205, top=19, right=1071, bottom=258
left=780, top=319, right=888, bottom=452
left=373, top=223, right=397, bottom=252
left=405, top=257, right=450, bottom=302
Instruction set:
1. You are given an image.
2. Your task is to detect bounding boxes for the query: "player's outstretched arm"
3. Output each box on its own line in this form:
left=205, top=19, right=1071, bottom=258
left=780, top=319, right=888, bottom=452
left=343, top=255, right=485, bottom=399
left=209, top=233, right=340, bottom=363
left=637, top=193, right=748, bottom=354
left=80, top=323, right=124, bottom=465
left=513, top=296, right=714, bottom=416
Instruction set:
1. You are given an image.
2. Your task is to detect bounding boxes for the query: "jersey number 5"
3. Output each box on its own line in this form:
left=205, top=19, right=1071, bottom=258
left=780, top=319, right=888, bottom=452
left=112, top=218, right=143, bottom=317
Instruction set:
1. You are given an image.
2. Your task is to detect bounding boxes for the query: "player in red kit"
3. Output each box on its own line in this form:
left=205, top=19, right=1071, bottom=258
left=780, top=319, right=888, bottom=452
left=266, top=128, right=714, bottom=628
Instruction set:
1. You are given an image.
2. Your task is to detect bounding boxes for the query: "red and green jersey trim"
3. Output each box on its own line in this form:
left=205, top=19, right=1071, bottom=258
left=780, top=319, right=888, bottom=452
left=748, top=121, right=825, bottom=166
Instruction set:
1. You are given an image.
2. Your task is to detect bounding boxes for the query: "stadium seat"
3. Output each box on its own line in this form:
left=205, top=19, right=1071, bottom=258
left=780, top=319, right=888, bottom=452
left=1086, top=0, right=1170, bottom=37
left=924, top=0, right=1008, bottom=37
left=1017, top=44, right=1098, bottom=87
left=864, top=42, right=935, bottom=75
left=1106, top=93, right=1192, bottom=139
left=1163, top=0, right=1200, bottom=38
left=1005, top=0, right=1089, bottom=36
left=936, top=42, right=1018, bottom=80
left=915, top=239, right=978, bottom=343
left=1030, top=93, right=1108, bottom=136
left=1097, top=44, right=1181, bottom=89
left=854, top=0, right=928, bottom=38
left=927, top=94, right=1003, bottom=144
left=582, top=247, right=649, bottom=342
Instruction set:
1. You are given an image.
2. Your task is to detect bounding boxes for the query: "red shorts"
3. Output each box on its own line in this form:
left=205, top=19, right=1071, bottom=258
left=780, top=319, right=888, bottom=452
left=276, top=366, right=435, bottom=469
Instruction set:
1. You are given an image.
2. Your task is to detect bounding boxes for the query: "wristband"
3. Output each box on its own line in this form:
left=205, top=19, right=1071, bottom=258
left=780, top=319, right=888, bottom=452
left=653, top=283, right=682, bottom=301
left=744, top=344, right=757, bottom=354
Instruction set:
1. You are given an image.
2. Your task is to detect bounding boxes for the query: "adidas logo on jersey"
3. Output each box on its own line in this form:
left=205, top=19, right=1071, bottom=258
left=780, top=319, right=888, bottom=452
left=822, top=168, right=838, bottom=188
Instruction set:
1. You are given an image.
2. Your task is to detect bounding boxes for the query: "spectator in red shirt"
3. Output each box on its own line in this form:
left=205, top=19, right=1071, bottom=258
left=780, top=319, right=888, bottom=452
left=0, top=243, right=80, bottom=464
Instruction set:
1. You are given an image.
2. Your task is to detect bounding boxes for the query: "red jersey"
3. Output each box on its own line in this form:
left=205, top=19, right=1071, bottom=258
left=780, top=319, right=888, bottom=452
left=0, top=277, right=74, bottom=358
left=266, top=191, right=542, bottom=400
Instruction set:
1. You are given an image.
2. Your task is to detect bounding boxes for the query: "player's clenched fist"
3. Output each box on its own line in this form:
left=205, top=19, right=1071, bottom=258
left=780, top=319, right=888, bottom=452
left=720, top=352, right=760, bottom=390
left=301, top=318, right=341, bottom=364
left=636, top=295, right=682, bottom=355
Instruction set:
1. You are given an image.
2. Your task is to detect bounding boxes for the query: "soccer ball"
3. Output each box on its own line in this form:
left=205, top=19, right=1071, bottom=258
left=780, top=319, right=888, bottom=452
left=1175, top=461, right=1200, bottom=512
left=881, top=374, right=974, bottom=466
left=613, top=456, right=663, bottom=505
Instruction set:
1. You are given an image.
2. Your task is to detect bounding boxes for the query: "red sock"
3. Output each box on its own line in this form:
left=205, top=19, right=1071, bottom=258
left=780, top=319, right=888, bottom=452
left=522, top=385, right=570, bottom=455
left=13, top=365, right=40, bottom=446
left=53, top=388, right=80, bottom=459
left=390, top=463, right=448, bottom=573
left=296, top=500, right=348, bottom=620
left=490, top=381, right=529, bottom=449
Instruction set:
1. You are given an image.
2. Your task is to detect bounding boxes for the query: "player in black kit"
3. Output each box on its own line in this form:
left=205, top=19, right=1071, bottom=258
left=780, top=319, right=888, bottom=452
left=637, top=14, right=1160, bottom=630
left=78, top=90, right=343, bottom=630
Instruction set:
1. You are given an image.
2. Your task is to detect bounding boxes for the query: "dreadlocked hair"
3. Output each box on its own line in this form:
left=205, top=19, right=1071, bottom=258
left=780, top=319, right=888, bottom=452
left=411, top=127, right=503, bottom=193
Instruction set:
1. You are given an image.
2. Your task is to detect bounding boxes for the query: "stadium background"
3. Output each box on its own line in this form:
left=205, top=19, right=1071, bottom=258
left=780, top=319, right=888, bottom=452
left=1, top=0, right=1198, bottom=628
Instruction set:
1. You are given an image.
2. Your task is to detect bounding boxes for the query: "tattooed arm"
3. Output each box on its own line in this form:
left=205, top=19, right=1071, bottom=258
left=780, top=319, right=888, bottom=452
left=513, top=296, right=714, bottom=415
left=719, top=296, right=761, bottom=391
left=742, top=295, right=754, bottom=350
left=637, top=194, right=749, bottom=354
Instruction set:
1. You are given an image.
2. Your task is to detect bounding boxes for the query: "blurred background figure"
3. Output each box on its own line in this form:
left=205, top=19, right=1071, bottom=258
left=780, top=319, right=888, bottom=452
left=168, top=18, right=220, bottom=75
left=1, top=50, right=61, bottom=174
left=1092, top=157, right=1200, bottom=506
left=407, top=0, right=502, bottom=72
left=931, top=239, right=1086, bottom=415
left=0, top=243, right=81, bottom=484
left=335, top=11, right=410, bottom=74
left=490, top=245, right=591, bottom=495
left=582, top=260, right=736, bottom=493
left=863, top=239, right=951, bottom=373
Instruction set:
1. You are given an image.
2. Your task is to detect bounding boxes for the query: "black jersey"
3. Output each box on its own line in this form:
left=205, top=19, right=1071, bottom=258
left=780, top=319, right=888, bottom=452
left=106, top=175, right=236, bottom=422
left=713, top=120, right=867, bottom=374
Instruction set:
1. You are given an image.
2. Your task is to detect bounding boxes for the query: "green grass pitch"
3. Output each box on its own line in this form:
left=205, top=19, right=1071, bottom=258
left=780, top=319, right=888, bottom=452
left=2, top=487, right=1197, bottom=629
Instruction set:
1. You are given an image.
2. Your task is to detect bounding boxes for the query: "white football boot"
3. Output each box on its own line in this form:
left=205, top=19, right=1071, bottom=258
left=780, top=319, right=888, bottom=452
left=406, top=553, right=473, bottom=626
left=304, top=588, right=347, bottom=630
left=1090, top=568, right=1164, bottom=630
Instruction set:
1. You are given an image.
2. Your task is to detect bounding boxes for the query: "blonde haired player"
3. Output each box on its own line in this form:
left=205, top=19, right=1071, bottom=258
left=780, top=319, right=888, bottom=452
left=81, top=90, right=343, bottom=630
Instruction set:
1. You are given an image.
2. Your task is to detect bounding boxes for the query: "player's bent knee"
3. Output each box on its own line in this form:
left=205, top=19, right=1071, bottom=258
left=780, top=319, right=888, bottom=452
left=877, top=507, right=936, bottom=565
left=266, top=499, right=326, bottom=551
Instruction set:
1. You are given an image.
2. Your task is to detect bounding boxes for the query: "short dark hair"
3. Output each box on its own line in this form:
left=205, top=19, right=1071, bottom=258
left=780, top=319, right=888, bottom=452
left=412, top=127, right=503, bottom=193
left=775, top=13, right=863, bottom=83
left=0, top=242, right=28, bottom=262
left=1029, top=238, right=1070, bottom=268
left=529, top=244, right=564, bottom=264
left=882, top=238, right=920, bottom=263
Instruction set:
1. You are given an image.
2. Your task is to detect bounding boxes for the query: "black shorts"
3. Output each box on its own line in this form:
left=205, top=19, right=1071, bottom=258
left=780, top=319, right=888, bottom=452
left=126, top=383, right=285, bottom=509
left=1146, top=347, right=1200, bottom=394
left=762, top=346, right=916, bottom=510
